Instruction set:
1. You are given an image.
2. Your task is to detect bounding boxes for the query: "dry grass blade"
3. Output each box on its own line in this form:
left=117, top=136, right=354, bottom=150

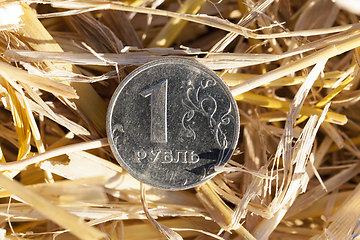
left=0, top=173, right=105, bottom=240
left=0, top=138, right=108, bottom=171
left=235, top=92, right=347, bottom=125
left=30, top=0, right=360, bottom=39
left=6, top=29, right=360, bottom=71
left=140, top=183, right=183, bottom=240
left=209, top=0, right=274, bottom=53
left=230, top=32, right=360, bottom=96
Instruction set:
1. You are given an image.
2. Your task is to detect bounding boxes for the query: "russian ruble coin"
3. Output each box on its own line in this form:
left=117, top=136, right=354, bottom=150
left=107, top=58, right=240, bottom=190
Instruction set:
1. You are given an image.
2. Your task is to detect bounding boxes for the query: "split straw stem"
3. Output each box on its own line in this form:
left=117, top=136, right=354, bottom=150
left=196, top=183, right=256, bottom=240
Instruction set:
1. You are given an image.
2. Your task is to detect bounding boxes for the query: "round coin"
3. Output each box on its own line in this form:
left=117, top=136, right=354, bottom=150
left=107, top=58, right=240, bottom=190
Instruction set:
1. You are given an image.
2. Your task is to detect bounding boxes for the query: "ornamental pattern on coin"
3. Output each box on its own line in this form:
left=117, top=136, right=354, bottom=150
left=107, top=58, right=240, bottom=190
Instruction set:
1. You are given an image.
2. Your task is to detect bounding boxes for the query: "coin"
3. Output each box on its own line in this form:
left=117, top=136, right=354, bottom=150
left=107, top=58, right=240, bottom=190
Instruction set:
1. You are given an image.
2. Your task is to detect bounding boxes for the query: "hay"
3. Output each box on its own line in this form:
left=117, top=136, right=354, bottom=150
left=0, top=0, right=359, bottom=239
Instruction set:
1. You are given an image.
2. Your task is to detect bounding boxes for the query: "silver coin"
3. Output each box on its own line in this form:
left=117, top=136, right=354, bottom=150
left=107, top=58, right=240, bottom=190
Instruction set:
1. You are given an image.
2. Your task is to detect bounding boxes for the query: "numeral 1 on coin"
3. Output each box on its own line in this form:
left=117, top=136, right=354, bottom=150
left=140, top=79, right=168, bottom=143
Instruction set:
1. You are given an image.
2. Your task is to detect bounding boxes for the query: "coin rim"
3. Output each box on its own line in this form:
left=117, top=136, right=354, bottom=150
left=106, top=58, right=240, bottom=190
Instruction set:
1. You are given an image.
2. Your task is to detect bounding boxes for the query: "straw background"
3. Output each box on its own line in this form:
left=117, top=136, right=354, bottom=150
left=0, top=0, right=360, bottom=239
